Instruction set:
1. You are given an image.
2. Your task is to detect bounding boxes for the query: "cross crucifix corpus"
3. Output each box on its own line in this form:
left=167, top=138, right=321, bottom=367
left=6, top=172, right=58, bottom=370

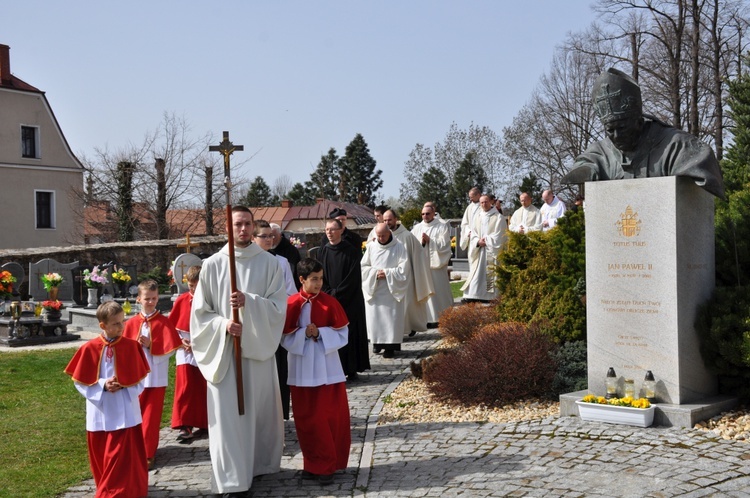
left=209, top=131, right=244, bottom=188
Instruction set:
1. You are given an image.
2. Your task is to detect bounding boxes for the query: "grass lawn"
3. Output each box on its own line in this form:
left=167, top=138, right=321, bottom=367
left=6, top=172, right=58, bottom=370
left=450, top=280, right=464, bottom=299
left=0, top=347, right=176, bottom=498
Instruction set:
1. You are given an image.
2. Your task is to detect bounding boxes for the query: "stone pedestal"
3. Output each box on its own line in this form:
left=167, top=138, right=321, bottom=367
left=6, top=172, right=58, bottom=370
left=0, top=315, right=78, bottom=347
left=584, top=176, right=717, bottom=404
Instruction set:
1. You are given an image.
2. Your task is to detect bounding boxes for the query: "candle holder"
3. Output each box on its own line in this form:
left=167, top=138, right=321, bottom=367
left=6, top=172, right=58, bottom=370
left=643, top=370, right=656, bottom=403
left=605, top=367, right=618, bottom=399
left=10, top=301, right=22, bottom=339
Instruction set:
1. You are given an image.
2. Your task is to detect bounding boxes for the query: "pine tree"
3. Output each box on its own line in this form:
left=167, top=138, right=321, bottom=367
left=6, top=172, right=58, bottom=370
left=415, top=166, right=448, bottom=209
left=244, top=176, right=274, bottom=207
left=338, top=134, right=383, bottom=205
left=715, top=58, right=750, bottom=287
left=722, top=64, right=750, bottom=196
left=287, top=182, right=316, bottom=206
left=306, top=148, right=340, bottom=201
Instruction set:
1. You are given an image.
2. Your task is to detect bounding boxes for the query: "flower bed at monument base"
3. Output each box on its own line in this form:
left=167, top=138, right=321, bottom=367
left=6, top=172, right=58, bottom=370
left=576, top=400, right=655, bottom=427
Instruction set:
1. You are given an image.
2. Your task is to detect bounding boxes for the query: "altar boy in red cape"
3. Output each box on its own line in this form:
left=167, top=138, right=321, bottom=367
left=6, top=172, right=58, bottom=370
left=123, top=279, right=182, bottom=469
left=282, top=258, right=351, bottom=485
left=168, top=265, right=208, bottom=443
left=65, top=301, right=151, bottom=498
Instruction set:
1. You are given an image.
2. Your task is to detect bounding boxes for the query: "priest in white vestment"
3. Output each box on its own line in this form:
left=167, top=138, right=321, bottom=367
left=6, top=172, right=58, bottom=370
left=411, top=204, right=453, bottom=325
left=459, top=187, right=482, bottom=251
left=384, top=210, right=433, bottom=337
left=191, top=207, right=287, bottom=496
left=461, top=195, right=508, bottom=302
left=508, top=192, right=542, bottom=234
left=361, top=223, right=410, bottom=358
left=540, top=189, right=566, bottom=231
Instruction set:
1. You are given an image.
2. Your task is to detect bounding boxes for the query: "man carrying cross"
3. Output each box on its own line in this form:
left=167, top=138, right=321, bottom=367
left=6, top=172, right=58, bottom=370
left=191, top=133, right=287, bottom=497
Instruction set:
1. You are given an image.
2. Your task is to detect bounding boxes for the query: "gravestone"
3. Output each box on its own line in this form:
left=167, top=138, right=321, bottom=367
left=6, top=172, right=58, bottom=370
left=585, top=176, right=716, bottom=404
left=28, top=259, right=79, bottom=301
left=172, top=253, right=202, bottom=294
left=1, top=262, right=25, bottom=297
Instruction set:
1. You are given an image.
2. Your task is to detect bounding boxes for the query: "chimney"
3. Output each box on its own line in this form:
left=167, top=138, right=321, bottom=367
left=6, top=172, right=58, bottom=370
left=281, top=199, right=293, bottom=208
left=0, top=44, right=10, bottom=85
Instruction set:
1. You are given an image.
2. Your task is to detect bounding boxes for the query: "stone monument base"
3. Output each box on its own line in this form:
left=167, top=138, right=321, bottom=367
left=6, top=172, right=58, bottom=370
left=560, top=390, right=737, bottom=427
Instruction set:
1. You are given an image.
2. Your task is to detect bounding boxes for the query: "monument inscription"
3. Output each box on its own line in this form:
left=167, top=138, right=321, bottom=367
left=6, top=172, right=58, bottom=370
left=586, top=176, right=716, bottom=404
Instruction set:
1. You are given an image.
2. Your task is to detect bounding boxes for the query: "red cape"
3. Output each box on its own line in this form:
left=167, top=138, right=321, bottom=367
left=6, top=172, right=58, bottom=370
left=283, top=290, right=349, bottom=334
left=123, top=312, right=182, bottom=356
left=168, top=292, right=193, bottom=332
left=65, top=334, right=150, bottom=387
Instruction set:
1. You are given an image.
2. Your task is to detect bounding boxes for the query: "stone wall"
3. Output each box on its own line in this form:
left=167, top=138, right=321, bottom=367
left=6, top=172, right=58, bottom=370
left=0, top=226, right=374, bottom=297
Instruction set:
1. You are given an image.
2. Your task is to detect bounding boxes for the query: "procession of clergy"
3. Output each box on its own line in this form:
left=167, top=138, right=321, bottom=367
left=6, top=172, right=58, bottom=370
left=195, top=195, right=568, bottom=497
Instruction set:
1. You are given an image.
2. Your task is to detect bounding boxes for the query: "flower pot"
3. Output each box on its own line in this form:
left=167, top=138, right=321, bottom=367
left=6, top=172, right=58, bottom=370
left=48, top=287, right=59, bottom=301
left=86, top=288, right=99, bottom=309
left=43, top=310, right=62, bottom=322
left=575, top=400, right=655, bottom=428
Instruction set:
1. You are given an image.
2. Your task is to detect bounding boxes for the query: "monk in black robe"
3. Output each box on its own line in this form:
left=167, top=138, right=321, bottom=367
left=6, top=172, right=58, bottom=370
left=317, top=218, right=370, bottom=380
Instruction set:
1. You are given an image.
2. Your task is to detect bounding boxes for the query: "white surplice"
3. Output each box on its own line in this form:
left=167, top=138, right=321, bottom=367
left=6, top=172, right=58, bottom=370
left=191, top=243, right=287, bottom=494
left=461, top=207, right=507, bottom=301
left=459, top=200, right=481, bottom=250
left=361, top=236, right=410, bottom=346
left=509, top=205, right=542, bottom=233
left=540, top=196, right=567, bottom=231
left=391, top=224, right=433, bottom=335
left=411, top=218, right=453, bottom=322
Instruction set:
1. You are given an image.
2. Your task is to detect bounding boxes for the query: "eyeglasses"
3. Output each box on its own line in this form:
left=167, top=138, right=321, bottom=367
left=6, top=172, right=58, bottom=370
left=255, top=234, right=273, bottom=239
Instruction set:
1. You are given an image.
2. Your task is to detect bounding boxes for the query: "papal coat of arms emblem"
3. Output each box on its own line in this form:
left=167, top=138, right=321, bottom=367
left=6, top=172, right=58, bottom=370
left=616, top=205, right=641, bottom=237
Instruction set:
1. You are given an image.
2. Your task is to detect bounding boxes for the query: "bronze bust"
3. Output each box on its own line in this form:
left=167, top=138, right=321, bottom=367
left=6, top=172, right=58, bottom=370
left=562, top=68, right=725, bottom=199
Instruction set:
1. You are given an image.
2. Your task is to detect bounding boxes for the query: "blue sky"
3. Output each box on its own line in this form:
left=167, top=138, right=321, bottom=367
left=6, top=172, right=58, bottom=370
left=4, top=1, right=599, bottom=201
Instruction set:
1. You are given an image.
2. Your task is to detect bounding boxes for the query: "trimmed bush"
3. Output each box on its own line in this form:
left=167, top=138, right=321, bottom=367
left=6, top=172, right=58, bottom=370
left=438, top=303, right=498, bottom=345
left=423, top=322, right=558, bottom=406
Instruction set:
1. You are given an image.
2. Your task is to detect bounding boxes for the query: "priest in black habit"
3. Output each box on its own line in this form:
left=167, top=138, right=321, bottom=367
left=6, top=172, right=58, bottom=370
left=317, top=218, right=371, bottom=380
left=320, top=208, right=364, bottom=250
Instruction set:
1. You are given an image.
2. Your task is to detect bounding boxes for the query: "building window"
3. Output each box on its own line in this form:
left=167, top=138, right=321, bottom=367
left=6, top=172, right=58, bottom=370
left=35, top=190, right=55, bottom=229
left=22, top=125, right=39, bottom=158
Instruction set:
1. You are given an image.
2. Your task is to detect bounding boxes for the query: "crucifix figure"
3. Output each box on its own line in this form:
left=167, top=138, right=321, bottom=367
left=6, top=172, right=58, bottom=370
left=209, top=131, right=244, bottom=196
left=208, top=131, right=247, bottom=415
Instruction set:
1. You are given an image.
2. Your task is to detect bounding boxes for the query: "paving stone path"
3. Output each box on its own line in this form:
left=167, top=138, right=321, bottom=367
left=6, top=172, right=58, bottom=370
left=59, top=329, right=750, bottom=497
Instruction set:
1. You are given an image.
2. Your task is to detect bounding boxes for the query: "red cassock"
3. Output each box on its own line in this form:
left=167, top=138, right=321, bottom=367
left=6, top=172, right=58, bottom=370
left=65, top=335, right=150, bottom=497
left=285, top=291, right=351, bottom=475
left=169, top=292, right=208, bottom=429
left=123, top=313, right=181, bottom=458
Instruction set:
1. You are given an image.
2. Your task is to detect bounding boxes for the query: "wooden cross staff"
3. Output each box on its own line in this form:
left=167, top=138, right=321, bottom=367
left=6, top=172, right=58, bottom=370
left=209, top=131, right=246, bottom=416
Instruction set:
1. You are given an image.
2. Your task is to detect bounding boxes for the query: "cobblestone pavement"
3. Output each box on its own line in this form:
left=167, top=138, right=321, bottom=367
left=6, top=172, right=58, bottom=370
left=61, top=329, right=750, bottom=497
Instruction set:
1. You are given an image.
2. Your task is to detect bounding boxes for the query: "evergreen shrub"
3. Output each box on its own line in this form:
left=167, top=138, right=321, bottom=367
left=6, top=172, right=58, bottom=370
left=138, top=266, right=171, bottom=294
left=550, top=340, right=588, bottom=395
left=696, top=285, right=750, bottom=399
left=438, top=303, right=498, bottom=344
left=494, top=210, right=586, bottom=343
left=423, top=322, right=558, bottom=405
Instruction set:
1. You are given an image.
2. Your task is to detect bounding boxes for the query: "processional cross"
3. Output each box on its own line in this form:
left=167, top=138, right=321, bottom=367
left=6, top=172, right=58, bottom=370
left=209, top=131, right=246, bottom=415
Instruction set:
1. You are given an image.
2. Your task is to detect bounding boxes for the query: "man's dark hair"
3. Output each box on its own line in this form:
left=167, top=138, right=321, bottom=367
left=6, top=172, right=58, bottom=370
left=254, top=219, right=270, bottom=234
left=374, top=205, right=390, bottom=216
left=297, top=258, right=323, bottom=279
left=232, top=205, right=254, bottom=218
left=326, top=218, right=343, bottom=229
